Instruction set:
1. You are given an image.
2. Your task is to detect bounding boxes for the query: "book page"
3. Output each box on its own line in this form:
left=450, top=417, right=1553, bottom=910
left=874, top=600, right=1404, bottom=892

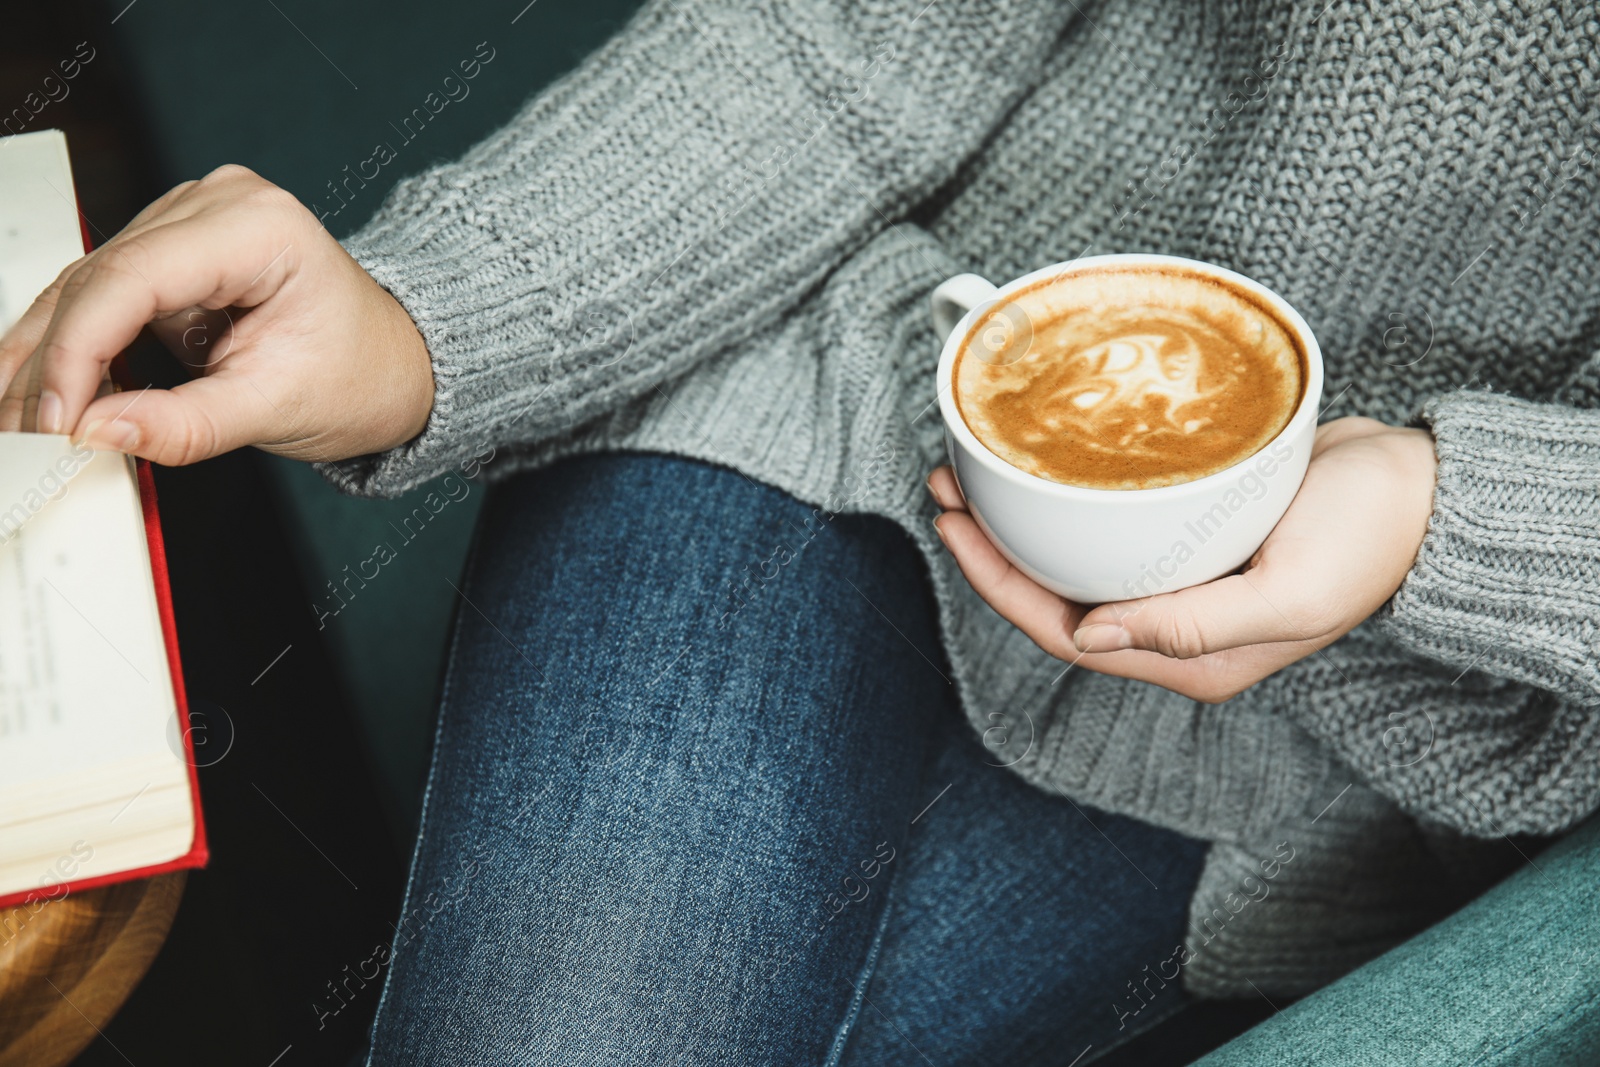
left=0, top=130, right=82, bottom=330
left=0, top=434, right=180, bottom=784
left=0, top=130, right=192, bottom=897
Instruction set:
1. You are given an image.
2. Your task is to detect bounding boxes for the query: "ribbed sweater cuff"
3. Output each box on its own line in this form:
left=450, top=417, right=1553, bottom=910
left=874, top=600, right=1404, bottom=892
left=1381, top=390, right=1600, bottom=705
left=327, top=228, right=541, bottom=494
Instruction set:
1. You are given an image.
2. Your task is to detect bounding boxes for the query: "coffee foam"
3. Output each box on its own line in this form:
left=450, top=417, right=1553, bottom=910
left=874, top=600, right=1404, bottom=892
left=953, top=267, right=1304, bottom=490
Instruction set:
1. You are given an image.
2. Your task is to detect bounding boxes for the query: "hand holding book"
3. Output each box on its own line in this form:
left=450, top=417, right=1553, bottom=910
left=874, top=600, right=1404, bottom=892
left=0, top=163, right=434, bottom=465
left=0, top=130, right=209, bottom=905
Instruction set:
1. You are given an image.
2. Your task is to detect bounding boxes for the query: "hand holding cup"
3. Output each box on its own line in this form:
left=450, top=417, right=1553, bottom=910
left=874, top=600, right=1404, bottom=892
left=927, top=254, right=1436, bottom=701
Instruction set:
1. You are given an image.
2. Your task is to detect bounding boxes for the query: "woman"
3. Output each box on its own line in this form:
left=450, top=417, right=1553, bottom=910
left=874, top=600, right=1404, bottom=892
left=3, top=0, right=1597, bottom=1061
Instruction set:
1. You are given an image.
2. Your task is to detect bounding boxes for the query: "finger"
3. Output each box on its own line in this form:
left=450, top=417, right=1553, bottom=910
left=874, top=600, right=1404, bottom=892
left=1074, top=570, right=1335, bottom=659
left=1069, top=638, right=1317, bottom=704
left=934, top=510, right=1086, bottom=658
left=0, top=350, right=43, bottom=432
left=33, top=204, right=300, bottom=436
left=118, top=179, right=201, bottom=236
left=927, top=466, right=967, bottom=511
left=0, top=260, right=78, bottom=401
left=74, top=374, right=280, bottom=466
left=15, top=364, right=118, bottom=427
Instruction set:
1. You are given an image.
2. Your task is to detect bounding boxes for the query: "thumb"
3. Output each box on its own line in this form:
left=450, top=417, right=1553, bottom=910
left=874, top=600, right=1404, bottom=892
left=1072, top=572, right=1319, bottom=659
left=73, top=376, right=279, bottom=466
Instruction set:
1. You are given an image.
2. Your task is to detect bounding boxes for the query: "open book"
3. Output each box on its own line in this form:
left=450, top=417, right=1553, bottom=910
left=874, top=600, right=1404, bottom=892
left=0, top=130, right=205, bottom=908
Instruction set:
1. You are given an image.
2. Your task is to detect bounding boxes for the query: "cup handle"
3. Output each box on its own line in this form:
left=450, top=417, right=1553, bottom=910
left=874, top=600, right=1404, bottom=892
left=930, top=274, right=1000, bottom=343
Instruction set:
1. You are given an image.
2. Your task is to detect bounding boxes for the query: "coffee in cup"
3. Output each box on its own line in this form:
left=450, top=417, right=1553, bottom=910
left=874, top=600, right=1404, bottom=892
left=951, top=264, right=1305, bottom=491
left=932, top=254, right=1324, bottom=603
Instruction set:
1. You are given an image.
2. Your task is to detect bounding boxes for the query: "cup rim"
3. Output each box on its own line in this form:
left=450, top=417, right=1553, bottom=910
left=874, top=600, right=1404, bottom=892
left=936, top=252, right=1325, bottom=502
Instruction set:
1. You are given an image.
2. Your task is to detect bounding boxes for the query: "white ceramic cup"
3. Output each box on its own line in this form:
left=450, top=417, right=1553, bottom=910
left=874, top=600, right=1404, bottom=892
left=932, top=253, right=1323, bottom=604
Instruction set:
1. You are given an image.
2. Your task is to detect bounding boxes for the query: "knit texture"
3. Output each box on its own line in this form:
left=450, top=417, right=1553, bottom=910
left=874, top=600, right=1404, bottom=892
left=319, top=0, right=1600, bottom=997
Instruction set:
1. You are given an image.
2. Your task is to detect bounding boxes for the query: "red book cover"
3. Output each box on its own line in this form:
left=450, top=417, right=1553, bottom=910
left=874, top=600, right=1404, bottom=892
left=0, top=174, right=208, bottom=912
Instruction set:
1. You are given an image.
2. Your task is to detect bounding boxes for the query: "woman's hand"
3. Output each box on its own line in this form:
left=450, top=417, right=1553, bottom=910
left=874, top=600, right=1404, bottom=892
left=929, top=417, right=1439, bottom=703
left=0, top=164, right=434, bottom=465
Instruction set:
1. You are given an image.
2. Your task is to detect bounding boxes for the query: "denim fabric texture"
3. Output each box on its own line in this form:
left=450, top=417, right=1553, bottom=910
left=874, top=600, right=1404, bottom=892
left=362, top=453, right=1207, bottom=1065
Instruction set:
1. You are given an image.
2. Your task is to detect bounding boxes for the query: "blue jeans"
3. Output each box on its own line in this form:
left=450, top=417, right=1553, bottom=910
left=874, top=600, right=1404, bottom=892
left=363, top=454, right=1208, bottom=1065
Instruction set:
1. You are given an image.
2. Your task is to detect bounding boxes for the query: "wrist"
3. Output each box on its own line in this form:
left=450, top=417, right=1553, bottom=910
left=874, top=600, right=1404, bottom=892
left=1389, top=425, right=1441, bottom=579
left=391, top=305, right=435, bottom=444
left=365, top=284, right=436, bottom=454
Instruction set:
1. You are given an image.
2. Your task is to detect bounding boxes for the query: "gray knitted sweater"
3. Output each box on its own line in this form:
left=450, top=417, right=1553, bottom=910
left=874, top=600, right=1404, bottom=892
left=321, top=0, right=1600, bottom=998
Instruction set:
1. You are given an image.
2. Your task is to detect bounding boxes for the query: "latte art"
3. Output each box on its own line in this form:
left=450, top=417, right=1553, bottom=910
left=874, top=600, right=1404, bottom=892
left=1041, top=311, right=1229, bottom=448
left=954, top=267, right=1303, bottom=490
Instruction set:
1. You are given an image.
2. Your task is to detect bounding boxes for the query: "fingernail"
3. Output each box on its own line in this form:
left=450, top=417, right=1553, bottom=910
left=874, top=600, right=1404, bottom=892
left=82, top=419, right=139, bottom=453
left=36, top=390, right=62, bottom=434
left=1074, top=623, right=1132, bottom=653
left=931, top=515, right=948, bottom=543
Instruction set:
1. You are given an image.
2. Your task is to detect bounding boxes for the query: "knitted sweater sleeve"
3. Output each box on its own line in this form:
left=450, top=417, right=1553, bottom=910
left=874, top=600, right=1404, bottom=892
left=1380, top=383, right=1600, bottom=710
left=316, top=0, right=1070, bottom=497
